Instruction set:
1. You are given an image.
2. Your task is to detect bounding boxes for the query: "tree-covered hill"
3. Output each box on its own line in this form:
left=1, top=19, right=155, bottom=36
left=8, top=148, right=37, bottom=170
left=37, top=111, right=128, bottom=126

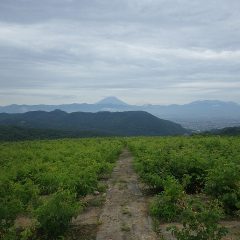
left=0, top=126, right=111, bottom=141
left=209, top=126, right=240, bottom=136
left=0, top=110, right=188, bottom=140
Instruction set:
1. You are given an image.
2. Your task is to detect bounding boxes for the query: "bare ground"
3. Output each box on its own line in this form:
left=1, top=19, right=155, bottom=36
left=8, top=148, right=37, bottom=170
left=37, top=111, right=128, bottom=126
left=158, top=221, right=240, bottom=240
left=96, top=149, right=157, bottom=240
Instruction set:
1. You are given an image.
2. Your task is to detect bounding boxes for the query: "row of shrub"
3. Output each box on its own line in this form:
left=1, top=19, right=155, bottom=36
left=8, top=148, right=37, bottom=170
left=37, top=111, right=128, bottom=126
left=128, top=136, right=240, bottom=239
left=0, top=138, right=124, bottom=239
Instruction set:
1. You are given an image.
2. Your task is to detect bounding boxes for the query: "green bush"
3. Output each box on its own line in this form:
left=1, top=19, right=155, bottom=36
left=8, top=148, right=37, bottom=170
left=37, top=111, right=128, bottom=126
left=0, top=138, right=123, bottom=238
left=168, top=198, right=228, bottom=240
left=12, top=180, right=40, bottom=206
left=35, top=190, right=80, bottom=239
left=167, top=153, right=208, bottom=194
left=205, top=163, right=240, bottom=212
left=150, top=177, right=185, bottom=222
left=0, top=179, right=24, bottom=230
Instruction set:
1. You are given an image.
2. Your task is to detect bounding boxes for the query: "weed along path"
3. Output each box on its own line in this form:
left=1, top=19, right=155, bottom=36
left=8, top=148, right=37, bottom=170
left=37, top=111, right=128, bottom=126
left=96, top=149, right=157, bottom=240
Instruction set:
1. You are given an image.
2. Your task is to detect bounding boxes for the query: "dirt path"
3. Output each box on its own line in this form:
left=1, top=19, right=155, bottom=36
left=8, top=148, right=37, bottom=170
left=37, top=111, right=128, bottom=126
left=96, top=149, right=157, bottom=240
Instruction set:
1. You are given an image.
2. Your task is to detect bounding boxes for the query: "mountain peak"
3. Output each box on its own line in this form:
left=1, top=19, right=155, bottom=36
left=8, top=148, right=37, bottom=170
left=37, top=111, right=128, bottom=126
left=96, top=96, right=128, bottom=106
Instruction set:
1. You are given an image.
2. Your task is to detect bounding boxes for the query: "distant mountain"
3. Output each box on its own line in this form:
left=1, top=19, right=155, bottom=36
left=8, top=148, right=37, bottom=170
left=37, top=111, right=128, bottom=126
left=1, top=98, right=240, bottom=131
left=0, top=97, right=133, bottom=113
left=0, top=110, right=188, bottom=137
left=96, top=96, right=128, bottom=106
left=173, top=100, right=240, bottom=119
left=142, top=100, right=240, bottom=119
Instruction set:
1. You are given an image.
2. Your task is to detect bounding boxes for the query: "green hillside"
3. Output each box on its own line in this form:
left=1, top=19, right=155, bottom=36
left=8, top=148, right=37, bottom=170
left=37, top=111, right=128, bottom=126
left=0, top=110, right=188, bottom=138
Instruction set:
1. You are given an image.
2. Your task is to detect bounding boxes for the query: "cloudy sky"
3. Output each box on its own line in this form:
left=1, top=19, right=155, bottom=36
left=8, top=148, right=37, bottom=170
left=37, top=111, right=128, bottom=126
left=0, top=0, right=240, bottom=105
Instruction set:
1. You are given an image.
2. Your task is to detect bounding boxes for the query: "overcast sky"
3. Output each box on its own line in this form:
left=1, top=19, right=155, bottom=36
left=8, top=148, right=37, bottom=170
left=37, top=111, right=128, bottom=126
left=0, top=0, right=240, bottom=105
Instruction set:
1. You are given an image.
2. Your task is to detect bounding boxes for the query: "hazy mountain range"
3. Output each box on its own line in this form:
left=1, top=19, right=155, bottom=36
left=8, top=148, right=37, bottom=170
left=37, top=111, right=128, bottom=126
left=1, top=97, right=240, bottom=130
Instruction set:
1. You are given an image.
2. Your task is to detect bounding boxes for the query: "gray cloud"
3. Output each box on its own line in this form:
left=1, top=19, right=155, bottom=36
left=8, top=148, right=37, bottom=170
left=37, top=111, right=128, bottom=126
left=0, top=0, right=240, bottom=105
